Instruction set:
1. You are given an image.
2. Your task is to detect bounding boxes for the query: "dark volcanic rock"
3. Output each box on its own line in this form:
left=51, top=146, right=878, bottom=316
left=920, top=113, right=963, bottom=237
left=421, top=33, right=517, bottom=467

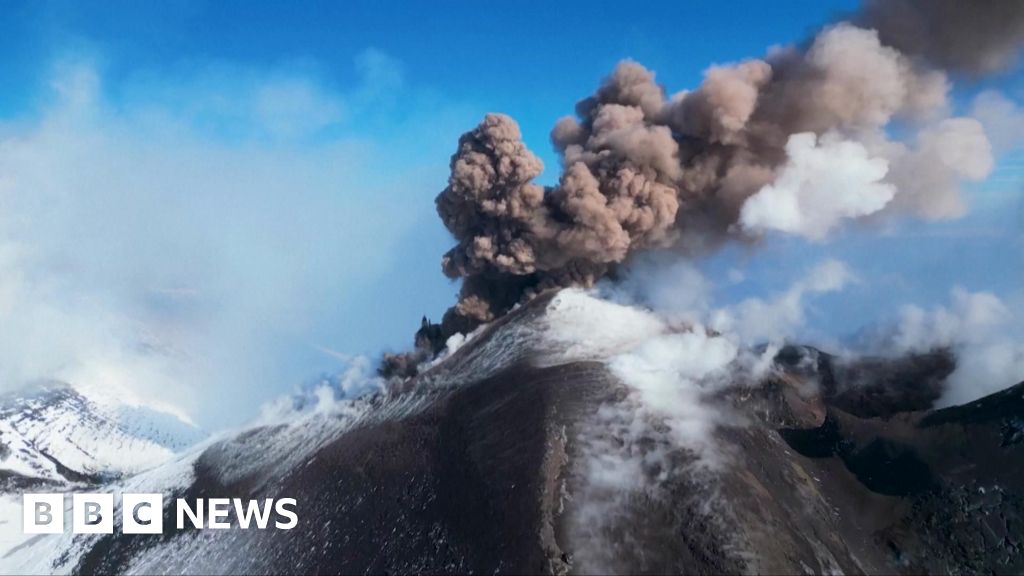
left=76, top=360, right=612, bottom=575
left=780, top=381, right=1024, bottom=574
left=774, top=344, right=956, bottom=418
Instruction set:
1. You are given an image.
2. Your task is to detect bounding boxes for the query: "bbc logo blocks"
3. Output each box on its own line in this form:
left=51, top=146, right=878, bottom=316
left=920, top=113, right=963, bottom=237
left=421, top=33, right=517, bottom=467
left=23, top=493, right=164, bottom=534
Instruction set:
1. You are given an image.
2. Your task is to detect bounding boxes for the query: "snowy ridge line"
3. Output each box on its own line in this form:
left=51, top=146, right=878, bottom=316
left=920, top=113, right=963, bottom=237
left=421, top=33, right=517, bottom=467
left=0, top=383, right=204, bottom=485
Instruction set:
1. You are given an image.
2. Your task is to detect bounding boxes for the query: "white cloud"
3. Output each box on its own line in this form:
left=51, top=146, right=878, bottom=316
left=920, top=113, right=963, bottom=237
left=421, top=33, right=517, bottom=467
left=971, top=90, right=1024, bottom=154
left=0, top=54, right=433, bottom=424
left=112, top=48, right=402, bottom=143
left=597, top=251, right=712, bottom=324
left=889, top=288, right=1007, bottom=352
left=884, top=287, right=1024, bottom=405
left=352, top=48, right=405, bottom=105
left=883, top=117, right=994, bottom=220
left=710, top=259, right=854, bottom=345
left=252, top=77, right=347, bottom=138
left=739, top=132, right=896, bottom=240
left=594, top=253, right=855, bottom=348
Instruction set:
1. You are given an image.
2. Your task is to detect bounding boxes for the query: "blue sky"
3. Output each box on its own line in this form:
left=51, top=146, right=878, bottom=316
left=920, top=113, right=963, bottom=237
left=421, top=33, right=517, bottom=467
left=0, top=0, right=1020, bottom=425
left=0, top=0, right=888, bottom=184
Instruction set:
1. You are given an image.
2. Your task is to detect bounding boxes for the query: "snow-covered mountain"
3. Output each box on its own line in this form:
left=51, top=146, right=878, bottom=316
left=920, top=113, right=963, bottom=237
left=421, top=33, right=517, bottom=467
left=0, top=380, right=206, bottom=574
left=0, top=381, right=205, bottom=488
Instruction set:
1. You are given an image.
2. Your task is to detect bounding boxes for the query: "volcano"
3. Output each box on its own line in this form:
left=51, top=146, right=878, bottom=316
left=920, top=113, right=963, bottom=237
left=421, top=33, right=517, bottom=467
left=1, top=289, right=1022, bottom=575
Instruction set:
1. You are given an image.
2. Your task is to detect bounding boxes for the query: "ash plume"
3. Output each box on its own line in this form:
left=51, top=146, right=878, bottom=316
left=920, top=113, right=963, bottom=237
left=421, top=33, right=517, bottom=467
left=858, top=0, right=1024, bottom=74
left=393, top=1, right=1024, bottom=372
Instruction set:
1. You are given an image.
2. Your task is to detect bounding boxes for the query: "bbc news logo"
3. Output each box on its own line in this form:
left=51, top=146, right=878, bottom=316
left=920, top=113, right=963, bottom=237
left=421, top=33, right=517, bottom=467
left=23, top=493, right=298, bottom=534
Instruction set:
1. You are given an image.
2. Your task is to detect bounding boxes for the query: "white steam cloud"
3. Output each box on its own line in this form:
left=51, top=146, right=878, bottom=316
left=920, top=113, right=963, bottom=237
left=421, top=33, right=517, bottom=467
left=883, top=288, right=1024, bottom=406
left=739, top=133, right=896, bottom=240
left=545, top=258, right=856, bottom=473
left=710, top=259, right=855, bottom=345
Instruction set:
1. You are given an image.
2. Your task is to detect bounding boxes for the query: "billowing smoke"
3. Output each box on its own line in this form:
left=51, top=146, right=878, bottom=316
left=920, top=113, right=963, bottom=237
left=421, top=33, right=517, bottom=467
left=420, top=2, right=1022, bottom=356
left=857, top=0, right=1024, bottom=74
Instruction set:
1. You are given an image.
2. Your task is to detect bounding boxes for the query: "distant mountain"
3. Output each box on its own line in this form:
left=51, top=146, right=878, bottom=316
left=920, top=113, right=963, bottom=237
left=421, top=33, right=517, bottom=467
left=0, top=380, right=206, bottom=573
left=0, top=381, right=205, bottom=489
left=2, top=290, right=1021, bottom=574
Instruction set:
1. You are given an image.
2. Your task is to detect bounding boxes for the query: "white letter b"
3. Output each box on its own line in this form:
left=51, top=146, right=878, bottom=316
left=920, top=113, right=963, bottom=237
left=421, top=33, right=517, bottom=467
left=23, top=494, right=64, bottom=534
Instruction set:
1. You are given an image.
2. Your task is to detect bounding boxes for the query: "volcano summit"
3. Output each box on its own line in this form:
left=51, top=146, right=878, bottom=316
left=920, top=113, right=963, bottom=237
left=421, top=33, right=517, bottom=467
left=2, top=290, right=1022, bottom=574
